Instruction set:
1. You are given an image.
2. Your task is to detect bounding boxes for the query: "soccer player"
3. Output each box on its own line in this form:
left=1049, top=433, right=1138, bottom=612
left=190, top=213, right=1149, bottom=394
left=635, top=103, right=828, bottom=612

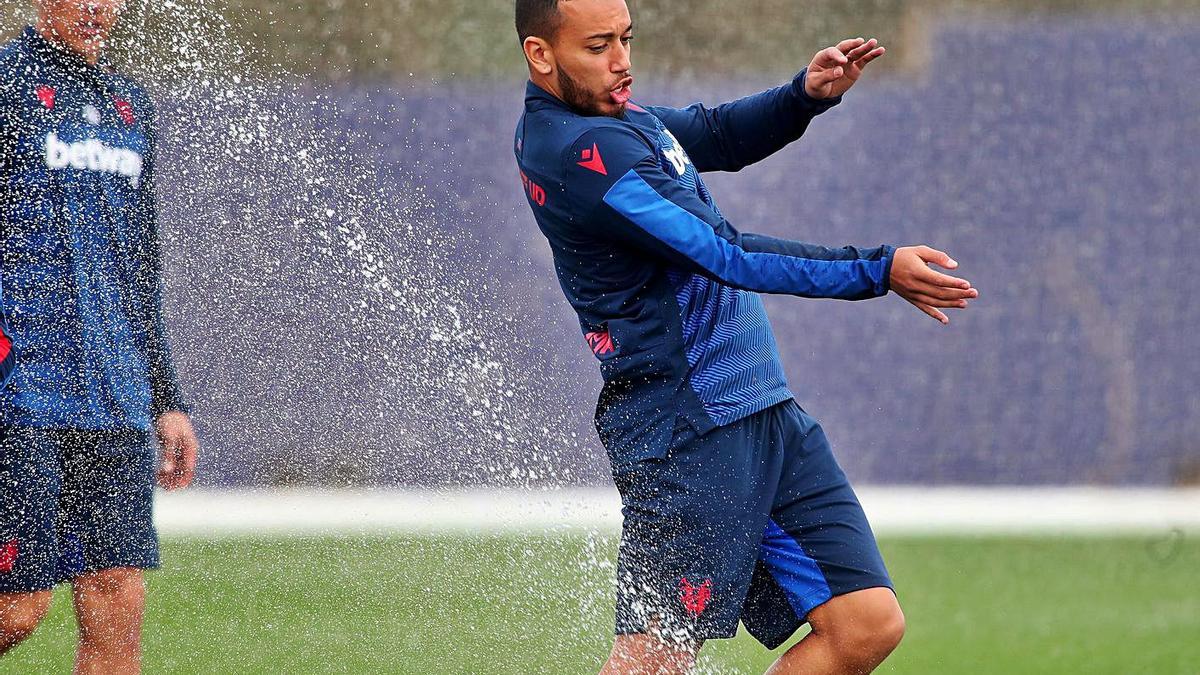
left=0, top=1, right=198, bottom=671
left=513, top=1, right=977, bottom=672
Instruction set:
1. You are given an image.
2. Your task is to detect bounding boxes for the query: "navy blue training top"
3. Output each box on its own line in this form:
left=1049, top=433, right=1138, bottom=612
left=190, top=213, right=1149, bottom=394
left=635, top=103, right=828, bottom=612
left=0, top=28, right=187, bottom=430
left=514, top=70, right=895, bottom=466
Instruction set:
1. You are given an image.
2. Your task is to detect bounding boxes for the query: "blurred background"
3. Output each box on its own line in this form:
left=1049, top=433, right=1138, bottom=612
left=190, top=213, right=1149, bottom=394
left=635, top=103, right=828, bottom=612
left=4, top=0, right=1199, bottom=488
left=2, top=0, right=1198, bottom=673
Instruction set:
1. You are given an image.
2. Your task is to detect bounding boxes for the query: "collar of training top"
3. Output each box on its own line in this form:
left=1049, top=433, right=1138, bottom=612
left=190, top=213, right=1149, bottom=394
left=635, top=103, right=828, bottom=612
left=524, top=80, right=566, bottom=113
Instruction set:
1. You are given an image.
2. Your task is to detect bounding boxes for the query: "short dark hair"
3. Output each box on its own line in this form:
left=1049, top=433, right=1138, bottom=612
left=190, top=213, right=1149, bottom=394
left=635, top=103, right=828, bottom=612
left=515, top=0, right=564, bottom=44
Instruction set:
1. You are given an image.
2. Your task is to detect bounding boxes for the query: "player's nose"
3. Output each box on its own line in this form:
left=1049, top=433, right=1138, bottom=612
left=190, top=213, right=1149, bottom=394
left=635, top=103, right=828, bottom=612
left=611, top=43, right=631, bottom=73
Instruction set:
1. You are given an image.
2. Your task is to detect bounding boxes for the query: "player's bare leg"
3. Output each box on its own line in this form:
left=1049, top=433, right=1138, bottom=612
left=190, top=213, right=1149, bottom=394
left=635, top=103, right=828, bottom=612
left=766, top=587, right=904, bottom=675
left=0, top=590, right=52, bottom=654
left=601, top=629, right=701, bottom=675
left=71, top=568, right=146, bottom=675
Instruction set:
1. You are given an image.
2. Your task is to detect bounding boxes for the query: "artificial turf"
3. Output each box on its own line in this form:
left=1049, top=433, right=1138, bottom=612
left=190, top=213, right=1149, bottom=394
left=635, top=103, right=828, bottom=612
left=4, top=534, right=1197, bottom=673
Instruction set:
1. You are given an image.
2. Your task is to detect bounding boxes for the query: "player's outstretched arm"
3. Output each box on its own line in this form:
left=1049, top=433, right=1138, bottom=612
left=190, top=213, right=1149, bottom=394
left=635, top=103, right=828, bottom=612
left=646, top=38, right=884, bottom=173
left=888, top=246, right=978, bottom=324
left=566, top=126, right=893, bottom=300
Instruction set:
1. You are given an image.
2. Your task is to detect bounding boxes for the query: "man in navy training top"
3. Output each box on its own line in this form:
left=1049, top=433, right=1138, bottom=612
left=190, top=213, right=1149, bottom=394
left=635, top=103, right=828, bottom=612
left=513, top=0, right=978, bottom=672
left=0, top=1, right=199, bottom=672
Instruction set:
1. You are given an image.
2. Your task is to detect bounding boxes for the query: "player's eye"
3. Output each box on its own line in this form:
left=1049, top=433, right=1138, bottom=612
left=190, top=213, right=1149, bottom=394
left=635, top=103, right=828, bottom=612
left=588, top=44, right=606, bottom=54
left=621, top=35, right=633, bottom=44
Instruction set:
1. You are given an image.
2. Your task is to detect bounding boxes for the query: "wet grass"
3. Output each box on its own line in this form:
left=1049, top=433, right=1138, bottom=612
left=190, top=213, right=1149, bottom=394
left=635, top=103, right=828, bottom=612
left=4, top=534, right=1198, bottom=673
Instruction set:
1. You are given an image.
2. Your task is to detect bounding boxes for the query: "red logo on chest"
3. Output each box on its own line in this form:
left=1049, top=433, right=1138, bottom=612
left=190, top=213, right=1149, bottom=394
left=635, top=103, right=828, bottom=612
left=585, top=330, right=616, bottom=356
left=0, top=539, right=17, bottom=574
left=678, top=577, right=712, bottom=617
left=113, top=97, right=136, bottom=125
left=36, top=85, right=56, bottom=109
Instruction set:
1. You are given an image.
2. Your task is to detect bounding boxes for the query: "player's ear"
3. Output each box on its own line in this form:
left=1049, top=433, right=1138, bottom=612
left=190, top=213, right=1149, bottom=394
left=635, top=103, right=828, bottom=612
left=523, top=36, right=555, bottom=76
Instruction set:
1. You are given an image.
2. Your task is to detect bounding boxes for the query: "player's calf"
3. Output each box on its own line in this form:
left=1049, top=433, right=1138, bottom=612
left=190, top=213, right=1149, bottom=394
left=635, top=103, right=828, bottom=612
left=0, top=590, right=53, bottom=654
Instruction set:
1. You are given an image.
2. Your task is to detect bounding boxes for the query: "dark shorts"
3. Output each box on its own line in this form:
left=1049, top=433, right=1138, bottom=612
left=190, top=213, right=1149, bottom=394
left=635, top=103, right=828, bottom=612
left=612, top=399, right=892, bottom=648
left=0, top=426, right=159, bottom=593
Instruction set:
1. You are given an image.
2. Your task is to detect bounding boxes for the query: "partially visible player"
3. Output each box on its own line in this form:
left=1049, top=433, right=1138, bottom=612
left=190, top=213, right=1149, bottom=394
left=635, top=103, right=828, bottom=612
left=0, top=2, right=198, bottom=672
left=513, top=0, right=977, bottom=672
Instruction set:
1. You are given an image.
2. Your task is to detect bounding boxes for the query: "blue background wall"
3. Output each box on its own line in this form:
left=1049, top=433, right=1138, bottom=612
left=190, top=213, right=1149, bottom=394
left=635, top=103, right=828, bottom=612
left=152, top=18, right=1199, bottom=486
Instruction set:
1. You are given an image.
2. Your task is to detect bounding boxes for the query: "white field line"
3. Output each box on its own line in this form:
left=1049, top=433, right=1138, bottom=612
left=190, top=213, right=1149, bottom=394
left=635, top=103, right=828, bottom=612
left=154, top=487, right=1200, bottom=536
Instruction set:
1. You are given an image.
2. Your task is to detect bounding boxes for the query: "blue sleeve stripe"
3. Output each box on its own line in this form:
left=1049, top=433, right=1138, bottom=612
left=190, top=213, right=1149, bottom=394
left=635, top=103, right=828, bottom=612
left=602, top=169, right=887, bottom=298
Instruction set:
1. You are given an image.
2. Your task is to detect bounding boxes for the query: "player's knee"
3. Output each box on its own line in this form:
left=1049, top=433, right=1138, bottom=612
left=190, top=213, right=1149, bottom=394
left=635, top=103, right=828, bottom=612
left=0, top=591, right=53, bottom=648
left=74, top=569, right=146, bottom=634
left=603, top=631, right=700, bottom=675
left=838, top=597, right=905, bottom=663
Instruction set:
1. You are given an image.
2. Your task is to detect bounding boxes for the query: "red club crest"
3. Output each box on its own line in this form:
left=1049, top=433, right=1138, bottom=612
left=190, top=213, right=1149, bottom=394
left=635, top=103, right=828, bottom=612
left=585, top=329, right=616, bottom=357
left=678, top=577, right=712, bottom=617
left=36, top=85, right=56, bottom=109
left=0, top=539, right=17, bottom=574
left=113, top=97, right=135, bottom=125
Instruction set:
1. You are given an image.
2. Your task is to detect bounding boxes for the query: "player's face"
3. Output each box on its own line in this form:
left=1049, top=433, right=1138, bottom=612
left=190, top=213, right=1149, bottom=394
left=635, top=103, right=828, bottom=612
left=552, top=0, right=634, bottom=117
left=36, top=0, right=127, bottom=63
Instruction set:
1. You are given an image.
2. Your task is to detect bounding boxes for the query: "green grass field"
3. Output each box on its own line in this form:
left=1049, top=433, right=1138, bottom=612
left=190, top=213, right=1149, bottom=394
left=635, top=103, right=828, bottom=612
left=4, top=534, right=1197, bottom=674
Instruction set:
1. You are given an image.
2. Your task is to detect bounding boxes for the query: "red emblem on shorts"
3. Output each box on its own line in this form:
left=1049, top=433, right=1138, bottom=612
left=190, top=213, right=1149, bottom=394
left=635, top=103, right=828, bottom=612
left=679, top=577, right=712, bottom=617
left=113, top=97, right=135, bottom=125
left=577, top=142, right=608, bottom=175
left=0, top=539, right=17, bottom=574
left=36, top=85, right=56, bottom=109
left=585, top=329, right=616, bottom=356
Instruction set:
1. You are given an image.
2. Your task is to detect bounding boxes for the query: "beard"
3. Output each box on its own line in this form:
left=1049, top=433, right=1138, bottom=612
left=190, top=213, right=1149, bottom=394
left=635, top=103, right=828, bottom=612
left=557, top=64, right=623, bottom=118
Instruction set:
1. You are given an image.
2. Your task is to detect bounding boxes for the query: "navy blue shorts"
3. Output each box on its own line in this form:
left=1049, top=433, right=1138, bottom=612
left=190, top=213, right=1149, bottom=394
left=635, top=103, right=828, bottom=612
left=612, top=399, right=892, bottom=648
left=0, top=426, right=159, bottom=593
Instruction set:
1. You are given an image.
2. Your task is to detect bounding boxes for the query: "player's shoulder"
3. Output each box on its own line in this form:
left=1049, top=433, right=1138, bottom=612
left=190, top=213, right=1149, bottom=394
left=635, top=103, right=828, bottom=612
left=566, top=114, right=654, bottom=154
left=0, top=33, right=33, bottom=99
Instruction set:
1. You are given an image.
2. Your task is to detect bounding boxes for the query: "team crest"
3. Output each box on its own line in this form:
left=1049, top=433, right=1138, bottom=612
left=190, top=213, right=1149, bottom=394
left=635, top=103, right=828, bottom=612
left=678, top=577, right=712, bottom=617
left=0, top=539, right=17, bottom=574
left=113, top=97, right=136, bottom=125
left=585, top=329, right=616, bottom=357
left=36, top=85, right=55, bottom=110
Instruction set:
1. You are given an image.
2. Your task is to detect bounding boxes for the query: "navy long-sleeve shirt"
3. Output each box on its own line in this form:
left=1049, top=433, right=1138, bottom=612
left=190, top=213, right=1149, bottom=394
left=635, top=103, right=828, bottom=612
left=0, top=27, right=186, bottom=430
left=515, top=71, right=894, bottom=466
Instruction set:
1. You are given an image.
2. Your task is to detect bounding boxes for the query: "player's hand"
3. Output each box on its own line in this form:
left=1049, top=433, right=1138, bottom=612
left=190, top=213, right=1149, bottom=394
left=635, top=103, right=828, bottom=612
left=889, top=246, right=978, bottom=325
left=155, top=411, right=198, bottom=490
left=804, top=38, right=886, bottom=99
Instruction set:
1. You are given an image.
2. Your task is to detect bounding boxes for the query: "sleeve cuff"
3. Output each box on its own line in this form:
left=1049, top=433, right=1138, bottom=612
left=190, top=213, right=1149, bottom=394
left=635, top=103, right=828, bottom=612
left=152, top=388, right=190, bottom=417
left=879, top=245, right=897, bottom=295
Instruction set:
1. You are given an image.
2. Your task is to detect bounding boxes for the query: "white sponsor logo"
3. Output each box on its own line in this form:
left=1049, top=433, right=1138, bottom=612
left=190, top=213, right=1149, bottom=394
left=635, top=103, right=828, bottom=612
left=661, top=129, right=690, bottom=176
left=44, top=132, right=143, bottom=187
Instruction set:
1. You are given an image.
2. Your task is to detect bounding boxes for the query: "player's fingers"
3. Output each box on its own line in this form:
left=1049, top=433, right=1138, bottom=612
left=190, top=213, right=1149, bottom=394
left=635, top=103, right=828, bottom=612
left=915, top=245, right=958, bottom=269
left=908, top=292, right=970, bottom=309
left=810, top=66, right=844, bottom=86
left=915, top=265, right=973, bottom=290
left=178, top=436, right=198, bottom=489
left=858, top=46, right=886, bottom=66
left=909, top=299, right=950, bottom=324
left=157, top=455, right=176, bottom=489
left=815, top=46, right=849, bottom=67
left=845, top=38, right=877, bottom=61
left=836, top=37, right=866, bottom=54
left=911, top=282, right=977, bottom=301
